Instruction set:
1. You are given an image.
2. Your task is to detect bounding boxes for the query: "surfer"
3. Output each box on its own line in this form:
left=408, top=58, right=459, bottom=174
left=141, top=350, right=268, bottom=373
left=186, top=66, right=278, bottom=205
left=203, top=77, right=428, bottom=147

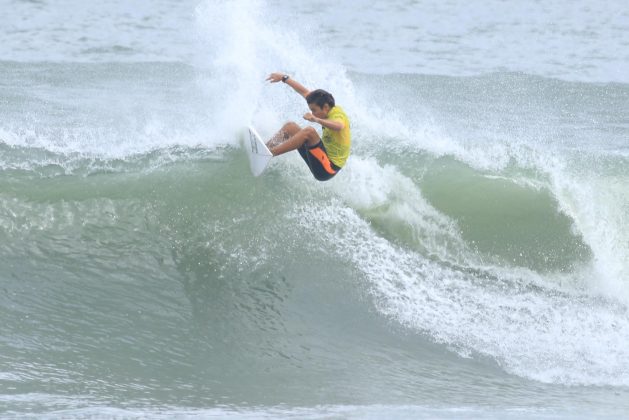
left=265, top=73, right=351, bottom=181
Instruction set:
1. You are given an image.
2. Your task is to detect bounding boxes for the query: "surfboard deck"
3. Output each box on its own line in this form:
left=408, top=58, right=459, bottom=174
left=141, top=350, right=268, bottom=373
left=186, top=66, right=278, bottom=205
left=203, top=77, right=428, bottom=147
left=245, top=126, right=273, bottom=177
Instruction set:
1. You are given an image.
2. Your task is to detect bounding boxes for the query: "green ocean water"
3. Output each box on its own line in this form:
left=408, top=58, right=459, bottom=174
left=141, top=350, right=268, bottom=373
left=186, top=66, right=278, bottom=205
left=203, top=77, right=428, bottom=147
left=2, top=0, right=629, bottom=418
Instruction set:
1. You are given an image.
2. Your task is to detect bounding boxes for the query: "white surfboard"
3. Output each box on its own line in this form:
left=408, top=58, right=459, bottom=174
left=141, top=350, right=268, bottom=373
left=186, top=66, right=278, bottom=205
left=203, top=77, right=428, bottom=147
left=245, top=126, right=273, bottom=177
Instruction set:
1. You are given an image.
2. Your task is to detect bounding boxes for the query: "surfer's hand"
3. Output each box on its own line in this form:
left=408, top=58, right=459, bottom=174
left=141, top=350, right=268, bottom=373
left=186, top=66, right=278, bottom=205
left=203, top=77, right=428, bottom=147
left=303, top=112, right=316, bottom=122
left=266, top=72, right=284, bottom=83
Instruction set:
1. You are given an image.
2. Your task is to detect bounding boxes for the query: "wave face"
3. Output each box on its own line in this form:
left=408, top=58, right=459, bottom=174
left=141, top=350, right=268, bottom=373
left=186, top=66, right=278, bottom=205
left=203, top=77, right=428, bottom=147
left=1, top=0, right=629, bottom=418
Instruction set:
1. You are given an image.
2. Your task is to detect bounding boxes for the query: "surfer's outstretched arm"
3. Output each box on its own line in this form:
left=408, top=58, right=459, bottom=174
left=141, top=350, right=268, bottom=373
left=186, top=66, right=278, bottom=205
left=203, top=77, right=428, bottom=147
left=266, top=73, right=310, bottom=98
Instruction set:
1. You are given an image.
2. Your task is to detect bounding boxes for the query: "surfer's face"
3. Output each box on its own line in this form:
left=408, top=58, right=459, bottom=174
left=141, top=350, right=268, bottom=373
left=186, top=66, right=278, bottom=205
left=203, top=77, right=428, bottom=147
left=308, top=103, right=330, bottom=119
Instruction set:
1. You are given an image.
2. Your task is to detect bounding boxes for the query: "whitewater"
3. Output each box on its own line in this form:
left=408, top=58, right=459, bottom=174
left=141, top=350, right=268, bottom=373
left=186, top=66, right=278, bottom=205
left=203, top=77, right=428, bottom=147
left=1, top=0, right=628, bottom=418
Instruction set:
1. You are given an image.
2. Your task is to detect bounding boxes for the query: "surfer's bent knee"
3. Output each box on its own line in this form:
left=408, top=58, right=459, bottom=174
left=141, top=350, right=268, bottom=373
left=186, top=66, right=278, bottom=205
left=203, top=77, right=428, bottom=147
left=302, top=126, right=319, bottom=142
left=282, top=121, right=300, bottom=132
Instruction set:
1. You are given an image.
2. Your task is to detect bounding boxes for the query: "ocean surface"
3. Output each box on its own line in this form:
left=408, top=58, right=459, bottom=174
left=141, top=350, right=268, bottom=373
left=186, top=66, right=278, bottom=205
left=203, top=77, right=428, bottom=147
left=1, top=0, right=628, bottom=418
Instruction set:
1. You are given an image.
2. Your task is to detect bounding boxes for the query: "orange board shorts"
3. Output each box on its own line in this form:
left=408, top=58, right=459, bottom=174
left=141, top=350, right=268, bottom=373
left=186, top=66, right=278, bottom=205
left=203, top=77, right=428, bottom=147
left=298, top=141, right=342, bottom=181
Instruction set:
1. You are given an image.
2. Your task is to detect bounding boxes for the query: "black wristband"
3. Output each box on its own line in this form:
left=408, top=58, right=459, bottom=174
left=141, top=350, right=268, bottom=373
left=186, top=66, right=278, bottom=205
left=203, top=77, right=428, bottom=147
left=281, top=74, right=290, bottom=82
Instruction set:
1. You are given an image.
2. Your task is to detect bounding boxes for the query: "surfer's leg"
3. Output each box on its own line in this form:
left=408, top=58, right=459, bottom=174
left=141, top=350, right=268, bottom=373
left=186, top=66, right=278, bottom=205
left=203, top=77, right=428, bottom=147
left=266, top=122, right=300, bottom=148
left=269, top=125, right=319, bottom=157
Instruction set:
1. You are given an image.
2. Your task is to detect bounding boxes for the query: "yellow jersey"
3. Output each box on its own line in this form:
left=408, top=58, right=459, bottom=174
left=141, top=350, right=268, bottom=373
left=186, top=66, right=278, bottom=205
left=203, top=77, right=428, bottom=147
left=321, top=106, right=351, bottom=168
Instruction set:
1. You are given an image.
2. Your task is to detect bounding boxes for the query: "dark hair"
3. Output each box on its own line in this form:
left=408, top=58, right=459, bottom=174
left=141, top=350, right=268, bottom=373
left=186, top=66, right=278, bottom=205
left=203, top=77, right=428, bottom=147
left=306, top=89, right=335, bottom=108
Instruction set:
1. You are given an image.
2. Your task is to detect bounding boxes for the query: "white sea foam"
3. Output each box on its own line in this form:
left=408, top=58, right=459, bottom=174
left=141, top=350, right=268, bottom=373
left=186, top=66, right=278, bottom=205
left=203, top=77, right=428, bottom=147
left=549, top=168, right=629, bottom=302
left=290, top=191, right=629, bottom=386
left=283, top=147, right=629, bottom=386
left=191, top=0, right=629, bottom=318
left=2, top=0, right=627, bottom=395
left=328, top=156, right=468, bottom=263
